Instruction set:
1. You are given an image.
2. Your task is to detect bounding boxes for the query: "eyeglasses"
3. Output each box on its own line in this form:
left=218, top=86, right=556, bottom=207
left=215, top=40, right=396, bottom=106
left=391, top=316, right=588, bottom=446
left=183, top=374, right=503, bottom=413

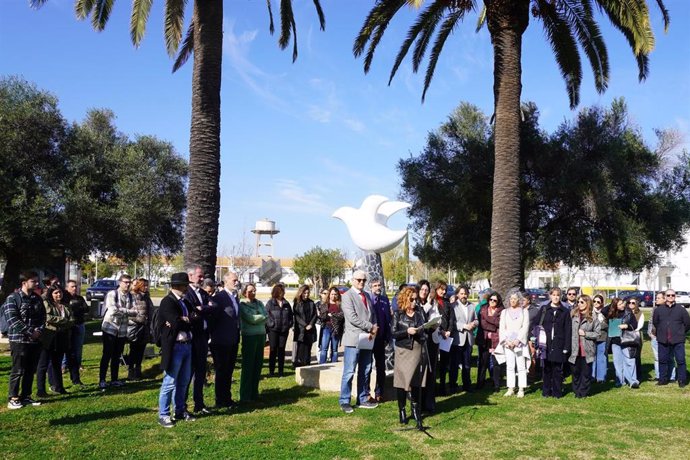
left=489, top=298, right=498, bottom=303
left=567, top=292, right=576, bottom=296
left=354, top=278, right=366, bottom=283
left=577, top=300, right=586, bottom=304
left=627, top=301, right=637, bottom=305
left=593, top=299, right=602, bottom=304
left=121, top=281, right=131, bottom=284
left=666, top=294, right=676, bottom=297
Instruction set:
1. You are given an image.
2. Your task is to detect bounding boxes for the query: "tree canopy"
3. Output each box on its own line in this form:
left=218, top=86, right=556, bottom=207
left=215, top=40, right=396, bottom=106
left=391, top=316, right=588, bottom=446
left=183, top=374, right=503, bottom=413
left=0, top=76, right=187, bottom=300
left=293, top=247, right=348, bottom=293
left=399, top=99, right=690, bottom=283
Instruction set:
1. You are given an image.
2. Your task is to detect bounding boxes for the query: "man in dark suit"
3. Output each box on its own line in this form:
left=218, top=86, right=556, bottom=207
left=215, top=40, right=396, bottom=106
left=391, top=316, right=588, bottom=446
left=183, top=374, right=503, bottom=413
left=184, top=265, right=213, bottom=415
left=209, top=271, right=241, bottom=409
left=157, top=272, right=194, bottom=428
left=368, top=278, right=391, bottom=402
left=441, top=286, right=478, bottom=393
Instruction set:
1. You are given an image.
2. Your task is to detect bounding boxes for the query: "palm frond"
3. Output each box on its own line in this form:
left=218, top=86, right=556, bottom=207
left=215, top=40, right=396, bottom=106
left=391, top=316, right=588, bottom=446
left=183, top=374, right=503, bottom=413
left=653, top=0, right=670, bottom=32
left=412, top=1, right=449, bottom=73
left=594, top=0, right=652, bottom=80
left=313, top=0, right=326, bottom=30
left=74, top=0, right=96, bottom=20
left=130, top=0, right=153, bottom=47
left=28, top=0, right=49, bottom=8
left=422, top=8, right=464, bottom=102
left=164, top=0, right=187, bottom=57
left=560, top=0, right=609, bottom=93
left=267, top=0, right=275, bottom=34
left=354, top=0, right=408, bottom=74
left=475, top=4, right=486, bottom=32
left=595, top=0, right=654, bottom=54
left=172, top=20, right=194, bottom=73
left=536, top=0, right=582, bottom=108
left=278, top=0, right=298, bottom=61
left=91, top=0, right=115, bottom=30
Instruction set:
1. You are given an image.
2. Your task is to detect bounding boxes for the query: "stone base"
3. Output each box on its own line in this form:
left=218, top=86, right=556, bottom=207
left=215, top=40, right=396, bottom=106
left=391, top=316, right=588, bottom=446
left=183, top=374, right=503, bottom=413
left=295, top=360, right=395, bottom=400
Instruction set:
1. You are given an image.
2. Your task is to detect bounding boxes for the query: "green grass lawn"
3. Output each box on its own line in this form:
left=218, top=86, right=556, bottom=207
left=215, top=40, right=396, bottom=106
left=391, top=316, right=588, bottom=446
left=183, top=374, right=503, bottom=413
left=1, top=322, right=689, bottom=459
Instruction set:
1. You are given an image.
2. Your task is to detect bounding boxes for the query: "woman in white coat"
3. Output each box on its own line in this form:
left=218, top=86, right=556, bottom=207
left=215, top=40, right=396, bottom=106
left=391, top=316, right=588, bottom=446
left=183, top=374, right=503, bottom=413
left=498, top=289, right=530, bottom=398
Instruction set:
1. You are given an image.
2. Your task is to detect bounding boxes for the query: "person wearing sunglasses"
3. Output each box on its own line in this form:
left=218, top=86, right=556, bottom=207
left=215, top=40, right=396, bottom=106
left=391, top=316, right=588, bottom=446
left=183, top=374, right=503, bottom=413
left=607, top=297, right=639, bottom=388
left=628, top=299, right=646, bottom=380
left=652, top=290, right=690, bottom=387
left=569, top=295, right=601, bottom=398
left=477, top=292, right=504, bottom=391
left=591, top=294, right=609, bottom=383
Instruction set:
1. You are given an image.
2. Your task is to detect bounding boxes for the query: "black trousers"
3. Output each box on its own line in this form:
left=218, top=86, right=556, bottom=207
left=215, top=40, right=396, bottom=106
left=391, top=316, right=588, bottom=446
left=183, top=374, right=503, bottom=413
left=296, top=340, right=313, bottom=367
left=100, top=333, right=126, bottom=382
left=477, top=347, right=501, bottom=389
left=210, top=342, right=239, bottom=407
left=189, top=333, right=209, bottom=411
left=8, top=342, right=41, bottom=399
left=449, top=343, right=473, bottom=390
left=542, top=360, right=564, bottom=397
left=571, top=356, right=592, bottom=397
left=128, top=339, right=147, bottom=377
left=422, top=341, right=438, bottom=412
left=268, top=331, right=288, bottom=375
left=438, top=349, right=450, bottom=389
left=372, top=338, right=387, bottom=397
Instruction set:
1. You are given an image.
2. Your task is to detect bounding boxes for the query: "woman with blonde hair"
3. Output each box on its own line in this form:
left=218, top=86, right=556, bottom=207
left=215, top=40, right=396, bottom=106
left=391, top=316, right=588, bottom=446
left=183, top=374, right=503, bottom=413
left=569, top=295, right=601, bottom=398
left=392, top=286, right=427, bottom=430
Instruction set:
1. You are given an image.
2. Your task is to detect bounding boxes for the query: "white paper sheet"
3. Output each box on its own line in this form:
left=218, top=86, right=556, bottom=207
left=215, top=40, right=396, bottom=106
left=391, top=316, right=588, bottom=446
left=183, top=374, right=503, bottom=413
left=357, top=332, right=375, bottom=350
left=438, top=335, right=454, bottom=353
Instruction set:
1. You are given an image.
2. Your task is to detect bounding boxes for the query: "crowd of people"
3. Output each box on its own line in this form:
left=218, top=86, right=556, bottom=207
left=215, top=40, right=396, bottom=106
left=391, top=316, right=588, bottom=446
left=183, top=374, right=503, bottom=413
left=3, top=269, right=689, bottom=430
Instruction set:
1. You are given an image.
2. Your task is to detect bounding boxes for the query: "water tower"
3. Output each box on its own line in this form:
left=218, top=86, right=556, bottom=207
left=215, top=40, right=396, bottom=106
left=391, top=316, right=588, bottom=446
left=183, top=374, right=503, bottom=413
left=251, top=219, right=280, bottom=257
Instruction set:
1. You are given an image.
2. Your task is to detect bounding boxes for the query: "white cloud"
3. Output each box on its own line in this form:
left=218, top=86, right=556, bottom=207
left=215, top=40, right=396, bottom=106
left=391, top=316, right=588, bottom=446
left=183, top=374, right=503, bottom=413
left=308, top=105, right=331, bottom=123
left=344, top=118, right=365, bottom=132
left=273, top=179, right=332, bottom=214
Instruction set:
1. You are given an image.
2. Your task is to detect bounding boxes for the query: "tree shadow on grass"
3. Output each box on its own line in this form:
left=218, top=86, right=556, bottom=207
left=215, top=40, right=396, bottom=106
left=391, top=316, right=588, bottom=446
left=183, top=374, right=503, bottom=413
left=49, top=407, right=149, bottom=426
left=432, top=387, right=495, bottom=417
left=224, top=385, right=318, bottom=415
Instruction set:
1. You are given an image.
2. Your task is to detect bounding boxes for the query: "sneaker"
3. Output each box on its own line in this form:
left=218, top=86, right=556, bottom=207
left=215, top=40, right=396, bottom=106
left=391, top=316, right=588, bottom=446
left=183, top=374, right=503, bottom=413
left=22, top=397, right=42, bottom=407
left=504, top=388, right=515, bottom=397
left=340, top=403, right=354, bottom=414
left=358, top=401, right=378, bottom=409
left=194, top=407, right=211, bottom=415
left=7, top=399, right=23, bottom=410
left=158, top=416, right=175, bottom=428
left=175, top=411, right=196, bottom=422
left=99, top=381, right=108, bottom=390
left=630, top=382, right=640, bottom=389
left=517, top=389, right=525, bottom=398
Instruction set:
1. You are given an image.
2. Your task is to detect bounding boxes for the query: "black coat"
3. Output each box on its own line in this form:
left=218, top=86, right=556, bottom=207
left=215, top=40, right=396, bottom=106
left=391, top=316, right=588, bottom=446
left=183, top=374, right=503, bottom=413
left=293, top=299, right=317, bottom=343
left=391, top=309, right=426, bottom=350
left=159, top=292, right=193, bottom=373
left=265, top=299, right=293, bottom=334
left=184, top=286, right=213, bottom=340
left=540, top=304, right=572, bottom=363
left=652, top=303, right=690, bottom=345
left=209, top=290, right=240, bottom=347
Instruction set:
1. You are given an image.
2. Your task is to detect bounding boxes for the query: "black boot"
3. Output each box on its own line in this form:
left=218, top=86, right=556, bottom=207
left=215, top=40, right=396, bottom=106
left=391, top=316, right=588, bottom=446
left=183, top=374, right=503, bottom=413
left=411, top=401, right=423, bottom=430
left=397, top=389, right=408, bottom=424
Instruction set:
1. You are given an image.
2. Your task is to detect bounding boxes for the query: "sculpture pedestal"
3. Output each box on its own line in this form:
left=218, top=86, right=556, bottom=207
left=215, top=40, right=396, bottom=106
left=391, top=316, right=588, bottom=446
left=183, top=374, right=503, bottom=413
left=294, top=360, right=395, bottom=401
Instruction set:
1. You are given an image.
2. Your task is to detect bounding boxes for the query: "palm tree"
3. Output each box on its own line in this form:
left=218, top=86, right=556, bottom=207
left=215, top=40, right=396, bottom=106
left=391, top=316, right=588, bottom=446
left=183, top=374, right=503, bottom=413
left=354, top=0, right=669, bottom=295
left=29, top=0, right=325, bottom=276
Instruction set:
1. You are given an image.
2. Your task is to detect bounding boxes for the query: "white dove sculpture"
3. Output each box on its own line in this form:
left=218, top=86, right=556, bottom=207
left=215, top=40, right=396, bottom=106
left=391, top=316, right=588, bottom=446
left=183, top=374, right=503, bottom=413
left=332, top=195, right=411, bottom=253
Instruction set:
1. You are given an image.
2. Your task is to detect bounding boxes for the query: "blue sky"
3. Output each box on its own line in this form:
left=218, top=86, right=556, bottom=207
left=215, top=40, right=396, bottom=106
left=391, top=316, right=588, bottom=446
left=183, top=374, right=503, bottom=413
left=2, top=1, right=689, bottom=261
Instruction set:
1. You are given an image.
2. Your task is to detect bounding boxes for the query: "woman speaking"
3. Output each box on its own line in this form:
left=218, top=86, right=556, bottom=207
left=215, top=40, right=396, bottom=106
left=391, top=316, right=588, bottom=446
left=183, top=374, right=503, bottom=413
left=391, top=286, right=427, bottom=430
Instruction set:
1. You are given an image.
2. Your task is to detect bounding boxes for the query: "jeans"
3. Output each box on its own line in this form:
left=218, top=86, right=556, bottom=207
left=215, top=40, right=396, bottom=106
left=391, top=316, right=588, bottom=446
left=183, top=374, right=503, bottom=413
left=158, top=342, right=192, bottom=417
left=658, top=342, right=686, bottom=383
left=591, top=341, right=608, bottom=382
left=651, top=338, right=676, bottom=380
left=8, top=342, right=41, bottom=400
left=611, top=343, right=638, bottom=386
left=339, top=346, right=373, bottom=406
left=319, top=327, right=339, bottom=364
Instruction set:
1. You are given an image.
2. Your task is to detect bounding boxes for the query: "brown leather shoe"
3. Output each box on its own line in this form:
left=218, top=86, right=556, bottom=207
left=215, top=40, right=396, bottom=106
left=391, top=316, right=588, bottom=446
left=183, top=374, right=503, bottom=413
left=375, top=395, right=384, bottom=403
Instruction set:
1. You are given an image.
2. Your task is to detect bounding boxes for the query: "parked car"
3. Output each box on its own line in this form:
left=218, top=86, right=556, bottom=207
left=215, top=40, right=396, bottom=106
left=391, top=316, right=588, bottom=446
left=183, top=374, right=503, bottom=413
left=85, top=279, right=117, bottom=302
left=675, top=291, right=690, bottom=308
left=525, top=288, right=548, bottom=304
left=608, top=290, right=637, bottom=300
left=619, top=290, right=656, bottom=307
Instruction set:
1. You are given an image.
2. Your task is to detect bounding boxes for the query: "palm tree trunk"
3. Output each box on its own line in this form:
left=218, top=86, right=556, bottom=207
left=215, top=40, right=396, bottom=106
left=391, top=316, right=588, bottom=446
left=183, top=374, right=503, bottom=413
left=183, top=0, right=223, bottom=276
left=486, top=1, right=529, bottom=296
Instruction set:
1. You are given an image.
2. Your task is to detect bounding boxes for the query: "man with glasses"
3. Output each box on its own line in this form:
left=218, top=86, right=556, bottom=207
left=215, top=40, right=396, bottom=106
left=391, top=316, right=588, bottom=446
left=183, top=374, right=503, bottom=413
left=564, top=289, right=578, bottom=310
left=652, top=290, right=690, bottom=387
left=339, top=270, right=379, bottom=413
left=367, top=278, right=392, bottom=403
left=649, top=292, right=676, bottom=382
left=100, top=274, right=138, bottom=389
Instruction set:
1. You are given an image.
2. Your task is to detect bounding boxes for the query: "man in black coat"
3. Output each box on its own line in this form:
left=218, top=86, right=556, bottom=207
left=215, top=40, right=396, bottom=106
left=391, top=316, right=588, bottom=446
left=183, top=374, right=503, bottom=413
left=184, top=265, right=213, bottom=414
left=157, top=272, right=194, bottom=428
left=540, top=287, right=572, bottom=398
left=209, top=272, right=241, bottom=409
left=653, top=290, right=690, bottom=387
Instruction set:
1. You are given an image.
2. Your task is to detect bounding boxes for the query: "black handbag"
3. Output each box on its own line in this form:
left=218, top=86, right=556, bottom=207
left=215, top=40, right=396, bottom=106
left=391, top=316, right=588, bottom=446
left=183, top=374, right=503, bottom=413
left=621, top=330, right=641, bottom=347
